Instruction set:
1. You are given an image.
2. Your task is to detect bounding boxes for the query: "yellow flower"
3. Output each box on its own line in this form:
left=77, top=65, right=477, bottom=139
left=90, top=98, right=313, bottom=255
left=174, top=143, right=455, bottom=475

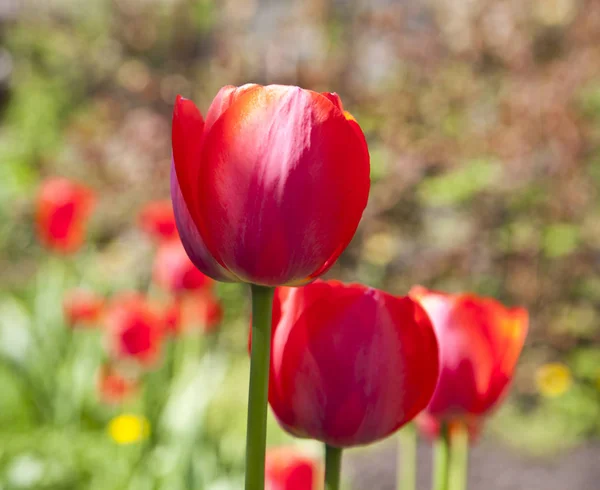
left=535, top=363, right=572, bottom=398
left=108, top=414, right=150, bottom=445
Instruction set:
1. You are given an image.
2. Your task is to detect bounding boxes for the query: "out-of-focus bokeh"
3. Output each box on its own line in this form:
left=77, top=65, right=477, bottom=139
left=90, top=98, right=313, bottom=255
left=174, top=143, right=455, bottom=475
left=1, top=0, right=600, bottom=488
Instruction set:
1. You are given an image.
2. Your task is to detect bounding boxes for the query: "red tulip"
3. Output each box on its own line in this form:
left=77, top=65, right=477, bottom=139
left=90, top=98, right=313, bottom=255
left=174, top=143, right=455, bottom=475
left=409, top=286, right=528, bottom=422
left=171, top=84, right=370, bottom=286
left=63, top=288, right=104, bottom=327
left=105, top=293, right=163, bottom=366
left=161, top=291, right=223, bottom=335
left=138, top=200, right=178, bottom=242
left=153, top=239, right=213, bottom=294
left=265, top=447, right=319, bottom=490
left=97, top=364, right=137, bottom=404
left=267, top=280, right=439, bottom=447
left=162, top=302, right=180, bottom=334
left=36, top=177, right=95, bottom=253
left=416, top=412, right=482, bottom=443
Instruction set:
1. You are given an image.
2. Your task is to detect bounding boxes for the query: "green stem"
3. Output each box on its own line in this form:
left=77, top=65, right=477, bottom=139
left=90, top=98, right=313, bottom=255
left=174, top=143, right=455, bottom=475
left=244, top=285, right=275, bottom=490
left=432, top=424, right=450, bottom=490
left=449, top=424, right=469, bottom=490
left=325, top=445, right=343, bottom=490
left=397, top=423, right=417, bottom=490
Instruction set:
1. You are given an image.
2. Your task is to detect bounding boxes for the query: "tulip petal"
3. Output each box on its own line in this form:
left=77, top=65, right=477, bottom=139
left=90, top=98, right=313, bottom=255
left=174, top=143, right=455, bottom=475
left=319, top=92, right=344, bottom=111
left=172, top=95, right=205, bottom=228
left=171, top=165, right=237, bottom=282
left=196, top=85, right=370, bottom=286
left=204, top=83, right=261, bottom=134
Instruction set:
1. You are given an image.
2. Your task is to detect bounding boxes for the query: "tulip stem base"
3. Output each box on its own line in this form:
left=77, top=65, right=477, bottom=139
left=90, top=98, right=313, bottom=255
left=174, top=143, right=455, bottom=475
left=449, top=424, right=469, bottom=490
left=397, top=423, right=417, bottom=490
left=325, top=445, right=343, bottom=490
left=245, top=285, right=275, bottom=490
left=433, top=424, right=450, bottom=490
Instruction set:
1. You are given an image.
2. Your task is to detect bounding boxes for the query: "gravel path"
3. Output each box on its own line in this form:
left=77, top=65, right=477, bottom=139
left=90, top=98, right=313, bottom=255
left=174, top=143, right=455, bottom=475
left=347, top=439, right=600, bottom=490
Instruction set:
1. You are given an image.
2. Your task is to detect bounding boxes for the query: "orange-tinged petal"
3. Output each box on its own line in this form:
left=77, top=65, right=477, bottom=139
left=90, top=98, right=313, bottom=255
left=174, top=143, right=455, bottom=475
left=203, top=83, right=261, bottom=134
left=409, top=286, right=528, bottom=419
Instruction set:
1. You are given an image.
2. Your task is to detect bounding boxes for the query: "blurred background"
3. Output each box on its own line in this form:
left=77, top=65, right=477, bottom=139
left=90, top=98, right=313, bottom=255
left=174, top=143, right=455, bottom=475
left=1, top=0, right=600, bottom=488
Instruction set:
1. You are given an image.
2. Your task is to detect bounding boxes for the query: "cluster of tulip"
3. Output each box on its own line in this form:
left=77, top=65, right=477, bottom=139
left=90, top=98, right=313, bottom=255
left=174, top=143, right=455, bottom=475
left=32, top=83, right=529, bottom=489
left=168, top=84, right=529, bottom=490
left=37, top=178, right=223, bottom=408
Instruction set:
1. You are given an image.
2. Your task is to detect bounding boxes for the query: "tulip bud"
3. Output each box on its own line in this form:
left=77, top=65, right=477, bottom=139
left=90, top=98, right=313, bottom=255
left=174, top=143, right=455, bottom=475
left=266, top=280, right=439, bottom=447
left=171, top=84, right=370, bottom=286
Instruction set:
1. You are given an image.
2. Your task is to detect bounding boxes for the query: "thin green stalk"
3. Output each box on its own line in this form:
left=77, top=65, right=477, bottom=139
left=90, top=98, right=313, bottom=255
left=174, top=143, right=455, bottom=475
left=325, top=445, right=343, bottom=490
left=397, top=423, right=417, bottom=490
left=244, top=285, right=275, bottom=490
left=432, top=424, right=450, bottom=490
left=449, top=424, right=469, bottom=490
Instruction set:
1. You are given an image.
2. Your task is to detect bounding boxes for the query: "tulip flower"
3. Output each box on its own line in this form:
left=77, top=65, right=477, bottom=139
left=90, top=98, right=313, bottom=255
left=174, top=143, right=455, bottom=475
left=171, top=84, right=371, bottom=490
left=138, top=200, right=178, bottom=242
left=36, top=177, right=95, bottom=253
left=171, top=84, right=370, bottom=286
left=162, top=302, right=180, bottom=334
left=265, top=280, right=439, bottom=489
left=63, top=288, right=104, bottom=327
left=104, top=293, right=163, bottom=367
left=409, top=286, right=528, bottom=490
left=409, top=286, right=528, bottom=420
left=97, top=364, right=137, bottom=404
left=265, top=447, right=319, bottom=490
left=152, top=239, right=213, bottom=294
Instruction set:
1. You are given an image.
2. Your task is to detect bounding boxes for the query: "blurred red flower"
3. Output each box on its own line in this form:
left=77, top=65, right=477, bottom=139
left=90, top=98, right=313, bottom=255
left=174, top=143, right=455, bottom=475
left=266, top=280, right=439, bottom=447
left=153, top=239, right=213, bottom=294
left=162, top=302, right=180, bottom=334
left=63, top=288, right=104, bottom=327
left=97, top=364, right=137, bottom=405
left=161, top=291, right=223, bottom=335
left=105, top=293, right=163, bottom=366
left=265, top=447, right=319, bottom=490
left=409, top=286, right=528, bottom=423
left=138, top=200, right=178, bottom=242
left=36, top=177, right=95, bottom=253
left=171, top=84, right=370, bottom=286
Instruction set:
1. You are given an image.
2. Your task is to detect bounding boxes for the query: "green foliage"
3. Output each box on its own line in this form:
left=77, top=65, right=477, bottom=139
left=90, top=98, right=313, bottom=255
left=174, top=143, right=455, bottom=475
left=543, top=223, right=580, bottom=258
left=577, top=84, right=600, bottom=120
left=193, top=0, right=217, bottom=33
left=418, top=159, right=501, bottom=206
